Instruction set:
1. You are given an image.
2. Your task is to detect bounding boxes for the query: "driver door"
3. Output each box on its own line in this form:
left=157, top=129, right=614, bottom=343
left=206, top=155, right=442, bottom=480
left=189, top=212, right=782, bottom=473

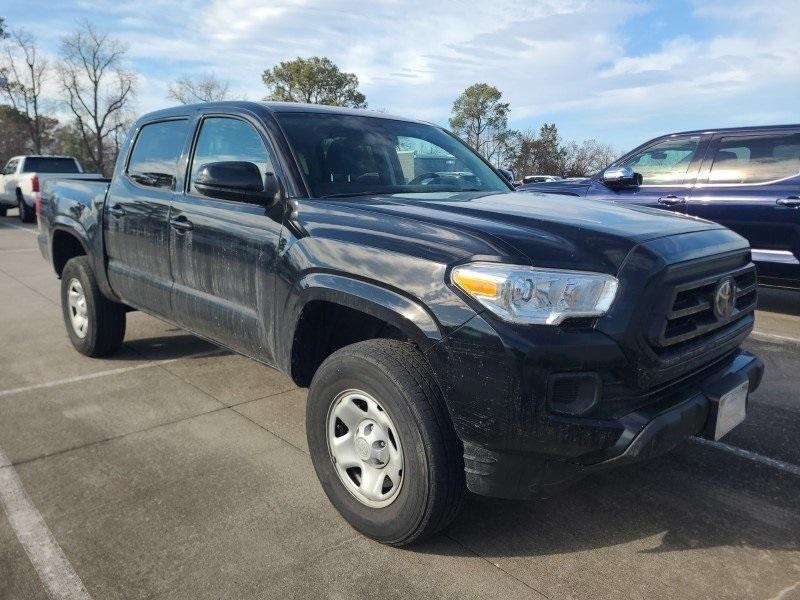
left=590, top=134, right=710, bottom=212
left=169, top=113, right=285, bottom=362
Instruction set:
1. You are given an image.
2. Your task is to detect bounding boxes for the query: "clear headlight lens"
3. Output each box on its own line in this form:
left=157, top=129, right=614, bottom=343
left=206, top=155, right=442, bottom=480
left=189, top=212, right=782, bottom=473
left=451, top=262, right=618, bottom=325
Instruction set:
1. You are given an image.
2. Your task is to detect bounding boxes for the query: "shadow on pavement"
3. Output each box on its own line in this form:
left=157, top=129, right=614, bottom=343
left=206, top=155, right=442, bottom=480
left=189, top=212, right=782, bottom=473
left=116, top=334, right=228, bottom=361
left=439, top=448, right=799, bottom=558
left=758, top=286, right=800, bottom=316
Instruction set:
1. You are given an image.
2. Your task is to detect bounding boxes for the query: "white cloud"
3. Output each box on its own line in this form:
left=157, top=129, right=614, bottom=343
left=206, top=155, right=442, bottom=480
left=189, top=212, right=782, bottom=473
left=4, top=0, right=799, bottom=148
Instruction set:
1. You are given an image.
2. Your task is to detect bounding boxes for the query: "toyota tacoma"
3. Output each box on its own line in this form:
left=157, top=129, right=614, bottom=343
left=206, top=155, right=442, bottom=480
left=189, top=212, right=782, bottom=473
left=38, top=101, right=764, bottom=546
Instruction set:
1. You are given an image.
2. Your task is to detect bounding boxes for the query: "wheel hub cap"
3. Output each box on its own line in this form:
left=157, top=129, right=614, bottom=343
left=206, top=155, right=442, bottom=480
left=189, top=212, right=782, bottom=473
left=354, top=420, right=389, bottom=466
left=327, top=390, right=404, bottom=508
left=67, top=278, right=89, bottom=339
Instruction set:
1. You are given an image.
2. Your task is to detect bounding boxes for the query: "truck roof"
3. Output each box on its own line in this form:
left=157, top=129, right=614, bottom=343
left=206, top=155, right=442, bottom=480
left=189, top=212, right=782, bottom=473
left=665, top=123, right=800, bottom=137
left=136, top=100, right=432, bottom=127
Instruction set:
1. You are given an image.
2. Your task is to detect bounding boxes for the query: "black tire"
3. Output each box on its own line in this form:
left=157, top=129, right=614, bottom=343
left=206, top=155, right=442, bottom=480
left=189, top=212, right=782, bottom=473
left=307, top=339, right=465, bottom=546
left=60, top=256, right=126, bottom=357
left=0, top=206, right=7, bottom=217
left=17, top=191, right=35, bottom=223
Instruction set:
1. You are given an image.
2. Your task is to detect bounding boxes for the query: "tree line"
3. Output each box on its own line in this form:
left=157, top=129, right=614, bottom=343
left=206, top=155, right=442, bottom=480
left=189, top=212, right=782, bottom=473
left=0, top=15, right=614, bottom=179
left=0, top=18, right=133, bottom=176
left=448, top=83, right=616, bottom=178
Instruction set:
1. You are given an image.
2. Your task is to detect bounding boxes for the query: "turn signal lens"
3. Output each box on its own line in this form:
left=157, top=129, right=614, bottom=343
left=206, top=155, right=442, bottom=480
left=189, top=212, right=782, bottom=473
left=451, top=269, right=500, bottom=297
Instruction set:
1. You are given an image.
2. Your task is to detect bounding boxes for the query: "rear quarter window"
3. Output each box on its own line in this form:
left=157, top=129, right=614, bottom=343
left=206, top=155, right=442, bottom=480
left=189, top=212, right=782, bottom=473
left=127, top=119, right=189, bottom=189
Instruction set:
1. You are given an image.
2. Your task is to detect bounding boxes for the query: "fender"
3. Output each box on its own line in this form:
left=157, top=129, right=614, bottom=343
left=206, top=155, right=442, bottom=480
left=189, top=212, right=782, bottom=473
left=51, top=215, right=120, bottom=303
left=51, top=217, right=90, bottom=265
left=278, top=272, right=444, bottom=372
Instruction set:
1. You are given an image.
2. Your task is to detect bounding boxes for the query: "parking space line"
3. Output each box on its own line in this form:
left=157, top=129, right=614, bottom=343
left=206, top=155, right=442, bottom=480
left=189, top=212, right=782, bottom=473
left=691, top=437, right=800, bottom=477
left=0, top=220, right=38, bottom=234
left=750, top=331, right=800, bottom=346
left=770, top=581, right=800, bottom=600
left=0, top=447, right=93, bottom=600
left=0, top=349, right=225, bottom=399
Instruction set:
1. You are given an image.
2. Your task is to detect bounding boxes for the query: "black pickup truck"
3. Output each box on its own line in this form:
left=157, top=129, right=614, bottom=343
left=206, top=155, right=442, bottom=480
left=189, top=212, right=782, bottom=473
left=39, top=101, right=763, bottom=546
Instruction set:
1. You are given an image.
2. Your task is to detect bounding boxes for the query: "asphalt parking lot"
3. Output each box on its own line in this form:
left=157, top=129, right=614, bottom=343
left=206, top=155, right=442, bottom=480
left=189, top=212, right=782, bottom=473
left=1, top=214, right=799, bottom=600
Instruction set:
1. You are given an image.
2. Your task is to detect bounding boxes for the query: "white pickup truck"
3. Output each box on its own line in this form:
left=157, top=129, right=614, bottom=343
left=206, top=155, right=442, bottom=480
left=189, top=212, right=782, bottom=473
left=0, top=155, right=102, bottom=222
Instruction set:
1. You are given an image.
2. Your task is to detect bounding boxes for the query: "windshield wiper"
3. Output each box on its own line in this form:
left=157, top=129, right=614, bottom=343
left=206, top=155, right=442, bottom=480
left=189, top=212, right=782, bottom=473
left=318, top=188, right=488, bottom=199
left=319, top=191, right=383, bottom=199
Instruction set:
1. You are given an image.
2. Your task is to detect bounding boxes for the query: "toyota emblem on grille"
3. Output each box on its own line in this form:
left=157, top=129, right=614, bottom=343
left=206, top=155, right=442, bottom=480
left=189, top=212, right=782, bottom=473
left=713, top=277, right=736, bottom=320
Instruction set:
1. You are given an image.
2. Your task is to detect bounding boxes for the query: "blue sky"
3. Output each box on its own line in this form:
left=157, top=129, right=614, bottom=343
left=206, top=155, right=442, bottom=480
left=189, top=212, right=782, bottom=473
left=4, top=0, right=799, bottom=153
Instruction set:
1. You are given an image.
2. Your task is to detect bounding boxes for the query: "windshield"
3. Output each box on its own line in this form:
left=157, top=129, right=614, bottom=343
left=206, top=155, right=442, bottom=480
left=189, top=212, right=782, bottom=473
left=275, top=112, right=509, bottom=197
left=22, top=157, right=81, bottom=173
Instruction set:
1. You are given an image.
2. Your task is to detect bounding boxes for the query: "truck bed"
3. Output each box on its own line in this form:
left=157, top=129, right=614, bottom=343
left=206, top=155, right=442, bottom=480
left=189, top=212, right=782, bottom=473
left=38, top=178, right=112, bottom=267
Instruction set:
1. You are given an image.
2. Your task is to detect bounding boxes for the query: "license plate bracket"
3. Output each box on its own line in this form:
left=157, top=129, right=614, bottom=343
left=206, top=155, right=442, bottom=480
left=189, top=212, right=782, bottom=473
left=702, top=375, right=749, bottom=440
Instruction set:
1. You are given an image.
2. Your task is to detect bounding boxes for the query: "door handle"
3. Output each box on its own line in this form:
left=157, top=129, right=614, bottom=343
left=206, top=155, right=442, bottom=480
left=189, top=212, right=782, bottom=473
left=657, top=195, right=687, bottom=206
left=169, top=217, right=193, bottom=232
left=108, top=204, right=125, bottom=218
left=776, top=196, right=800, bottom=208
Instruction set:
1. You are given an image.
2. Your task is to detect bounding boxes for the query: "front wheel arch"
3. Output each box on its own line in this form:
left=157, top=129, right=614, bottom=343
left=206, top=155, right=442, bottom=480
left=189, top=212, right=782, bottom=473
left=285, top=276, right=443, bottom=386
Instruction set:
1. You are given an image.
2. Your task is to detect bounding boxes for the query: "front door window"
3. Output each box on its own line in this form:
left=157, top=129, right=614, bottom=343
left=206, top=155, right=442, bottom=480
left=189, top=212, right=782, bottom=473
left=619, top=137, right=701, bottom=185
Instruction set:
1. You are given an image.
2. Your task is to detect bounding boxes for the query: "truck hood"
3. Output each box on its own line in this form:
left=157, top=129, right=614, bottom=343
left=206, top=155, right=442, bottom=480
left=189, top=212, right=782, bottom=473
left=320, top=191, right=725, bottom=274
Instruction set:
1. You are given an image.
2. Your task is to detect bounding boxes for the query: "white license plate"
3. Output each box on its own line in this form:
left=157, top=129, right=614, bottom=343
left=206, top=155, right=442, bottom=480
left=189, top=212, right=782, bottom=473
left=714, top=380, right=748, bottom=440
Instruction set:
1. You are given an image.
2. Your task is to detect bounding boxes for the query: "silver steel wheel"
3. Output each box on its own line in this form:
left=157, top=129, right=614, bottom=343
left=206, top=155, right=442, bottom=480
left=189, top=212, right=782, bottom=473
left=327, top=389, right=404, bottom=508
left=66, top=278, right=89, bottom=339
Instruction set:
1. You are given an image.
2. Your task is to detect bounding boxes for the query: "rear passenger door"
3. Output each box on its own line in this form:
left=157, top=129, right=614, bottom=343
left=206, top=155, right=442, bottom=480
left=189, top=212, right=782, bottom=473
left=169, top=113, right=285, bottom=362
left=687, top=130, right=800, bottom=288
left=104, top=118, right=190, bottom=316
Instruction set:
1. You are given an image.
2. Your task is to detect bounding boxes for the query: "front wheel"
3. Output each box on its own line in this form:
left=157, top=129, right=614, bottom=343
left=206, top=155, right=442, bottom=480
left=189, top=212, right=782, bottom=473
left=60, top=256, right=126, bottom=357
left=306, top=339, right=465, bottom=546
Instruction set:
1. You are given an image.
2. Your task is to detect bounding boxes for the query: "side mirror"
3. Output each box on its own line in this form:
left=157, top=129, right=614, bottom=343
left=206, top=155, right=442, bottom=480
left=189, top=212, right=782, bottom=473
left=602, top=166, right=642, bottom=188
left=193, top=161, right=282, bottom=204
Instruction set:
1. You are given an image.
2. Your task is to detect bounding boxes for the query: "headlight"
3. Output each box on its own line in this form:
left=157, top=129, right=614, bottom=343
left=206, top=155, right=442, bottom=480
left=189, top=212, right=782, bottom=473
left=450, top=262, right=618, bottom=325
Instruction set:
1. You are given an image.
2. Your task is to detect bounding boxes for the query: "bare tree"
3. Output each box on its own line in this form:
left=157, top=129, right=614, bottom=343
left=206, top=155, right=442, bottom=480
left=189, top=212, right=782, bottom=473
left=167, top=72, right=229, bottom=104
left=57, top=21, right=135, bottom=176
left=563, top=139, right=617, bottom=177
left=1, top=29, right=48, bottom=153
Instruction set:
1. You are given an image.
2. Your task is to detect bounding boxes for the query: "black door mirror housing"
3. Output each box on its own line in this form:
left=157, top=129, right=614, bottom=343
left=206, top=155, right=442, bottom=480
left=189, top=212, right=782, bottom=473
left=602, top=166, right=643, bottom=188
left=497, top=167, right=515, bottom=184
left=193, top=161, right=282, bottom=204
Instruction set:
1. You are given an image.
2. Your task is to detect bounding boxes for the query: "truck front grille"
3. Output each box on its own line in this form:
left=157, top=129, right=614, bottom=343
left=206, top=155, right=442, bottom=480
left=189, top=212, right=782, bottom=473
left=655, top=263, right=757, bottom=352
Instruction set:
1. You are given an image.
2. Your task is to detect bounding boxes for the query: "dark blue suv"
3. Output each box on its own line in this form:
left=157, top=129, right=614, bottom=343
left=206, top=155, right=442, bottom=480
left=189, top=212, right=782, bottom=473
left=519, top=125, right=800, bottom=289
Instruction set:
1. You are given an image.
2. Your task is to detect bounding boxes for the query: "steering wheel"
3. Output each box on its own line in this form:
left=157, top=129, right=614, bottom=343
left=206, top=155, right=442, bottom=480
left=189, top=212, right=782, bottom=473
left=408, top=172, right=443, bottom=185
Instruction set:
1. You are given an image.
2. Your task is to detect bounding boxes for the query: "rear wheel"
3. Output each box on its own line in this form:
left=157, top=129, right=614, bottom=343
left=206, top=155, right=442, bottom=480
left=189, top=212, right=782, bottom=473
left=306, top=339, right=465, bottom=546
left=60, top=256, right=126, bottom=356
left=17, top=191, right=35, bottom=223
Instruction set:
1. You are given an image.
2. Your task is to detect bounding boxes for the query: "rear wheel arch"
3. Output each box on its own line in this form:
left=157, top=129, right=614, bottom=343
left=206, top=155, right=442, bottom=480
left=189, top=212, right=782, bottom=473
left=51, top=228, right=89, bottom=277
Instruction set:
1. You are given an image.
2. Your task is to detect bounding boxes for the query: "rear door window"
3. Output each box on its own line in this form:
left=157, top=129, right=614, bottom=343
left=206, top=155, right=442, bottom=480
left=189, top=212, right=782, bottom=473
left=707, top=133, right=800, bottom=184
left=127, top=119, right=189, bottom=189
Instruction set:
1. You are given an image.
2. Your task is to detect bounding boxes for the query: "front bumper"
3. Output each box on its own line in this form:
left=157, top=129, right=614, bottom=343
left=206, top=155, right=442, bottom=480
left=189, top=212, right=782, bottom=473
left=460, top=350, right=763, bottom=499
